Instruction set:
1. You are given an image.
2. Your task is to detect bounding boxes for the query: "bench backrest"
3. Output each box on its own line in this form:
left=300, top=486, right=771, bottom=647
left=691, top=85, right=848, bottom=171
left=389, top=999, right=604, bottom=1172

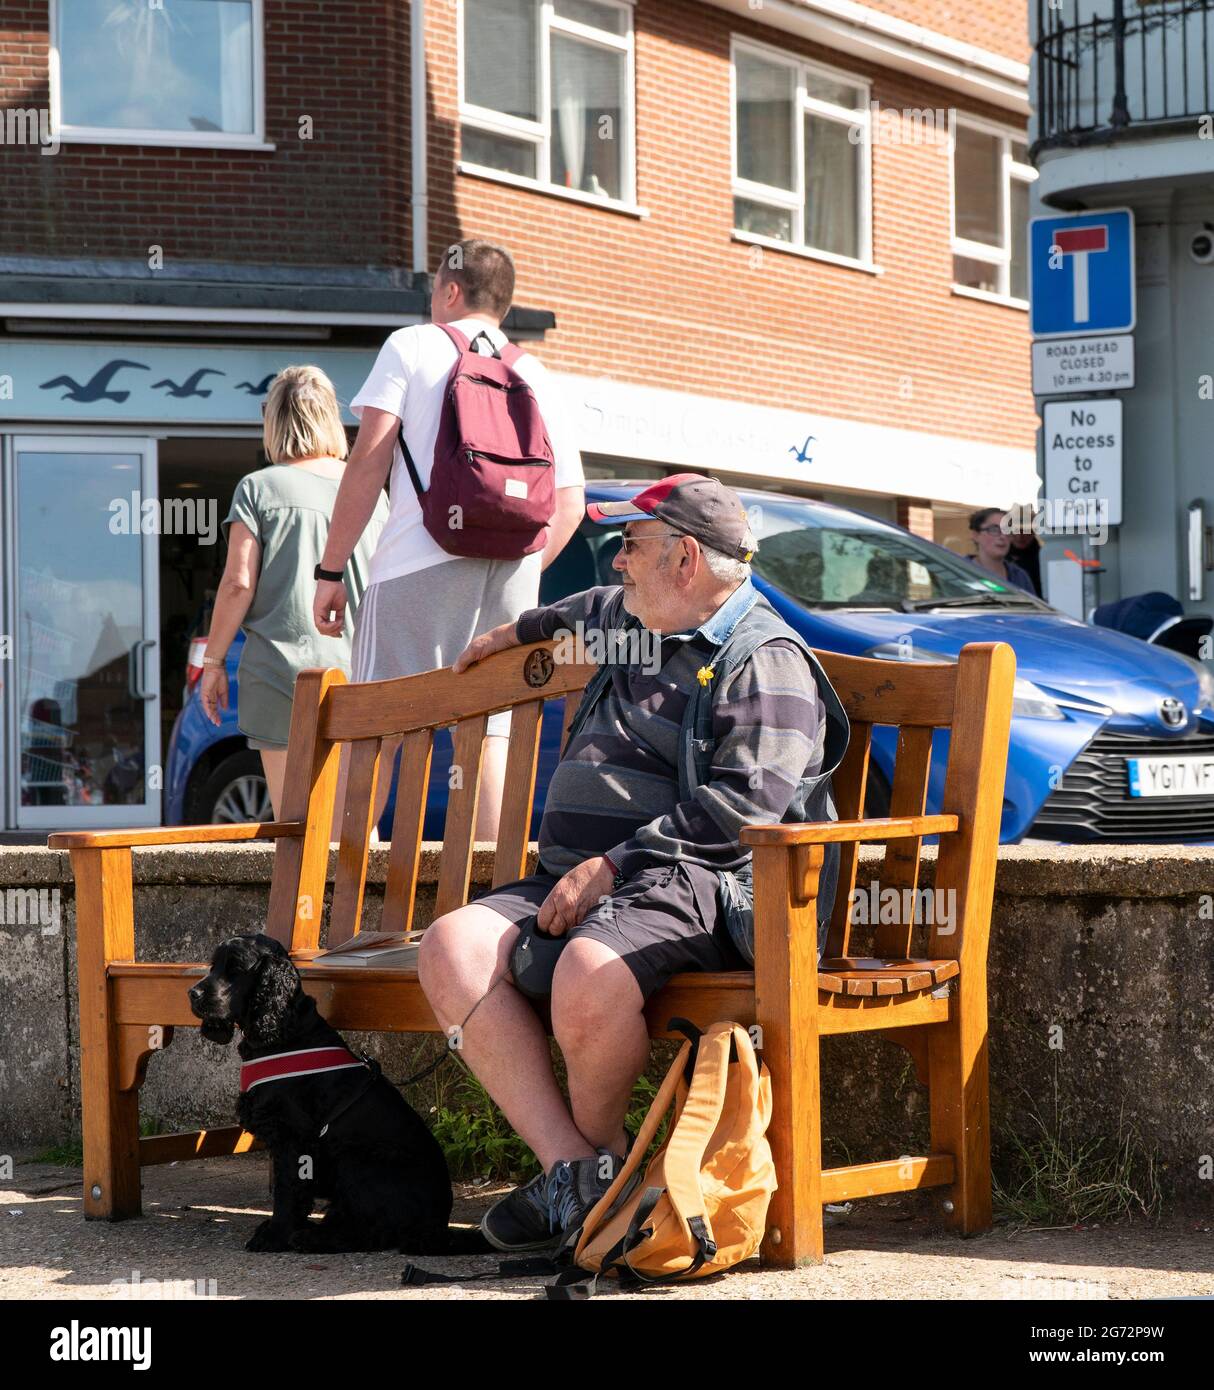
left=266, top=638, right=1013, bottom=969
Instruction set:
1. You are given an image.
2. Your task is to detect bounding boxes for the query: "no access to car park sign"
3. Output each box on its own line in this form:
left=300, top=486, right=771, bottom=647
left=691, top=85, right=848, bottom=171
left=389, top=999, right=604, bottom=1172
left=1043, top=398, right=1123, bottom=527
left=1030, top=209, right=1135, bottom=339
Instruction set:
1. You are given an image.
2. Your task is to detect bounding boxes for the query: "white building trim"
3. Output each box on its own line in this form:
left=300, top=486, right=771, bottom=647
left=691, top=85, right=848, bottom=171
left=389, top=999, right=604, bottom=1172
left=706, top=0, right=1029, bottom=115
left=555, top=370, right=1040, bottom=509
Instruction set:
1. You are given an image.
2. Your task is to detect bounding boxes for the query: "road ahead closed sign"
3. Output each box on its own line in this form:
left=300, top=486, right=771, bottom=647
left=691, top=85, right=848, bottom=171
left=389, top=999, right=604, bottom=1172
left=1043, top=399, right=1123, bottom=527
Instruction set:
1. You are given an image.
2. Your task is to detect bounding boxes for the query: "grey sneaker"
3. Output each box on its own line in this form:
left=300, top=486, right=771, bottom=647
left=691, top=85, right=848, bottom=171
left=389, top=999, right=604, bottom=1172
left=480, top=1170, right=556, bottom=1253
left=547, top=1149, right=626, bottom=1243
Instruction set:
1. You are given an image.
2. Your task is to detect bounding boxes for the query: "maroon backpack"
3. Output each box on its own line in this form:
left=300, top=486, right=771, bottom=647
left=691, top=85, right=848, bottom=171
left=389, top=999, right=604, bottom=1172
left=398, top=324, right=557, bottom=560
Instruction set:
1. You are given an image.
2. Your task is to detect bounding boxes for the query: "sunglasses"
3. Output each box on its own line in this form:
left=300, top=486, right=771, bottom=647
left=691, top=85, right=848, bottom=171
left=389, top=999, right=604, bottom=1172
left=618, top=529, right=683, bottom=555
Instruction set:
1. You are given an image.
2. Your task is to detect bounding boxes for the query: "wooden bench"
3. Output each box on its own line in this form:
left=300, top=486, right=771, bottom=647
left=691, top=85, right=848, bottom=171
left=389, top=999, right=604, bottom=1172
left=50, top=637, right=1014, bottom=1267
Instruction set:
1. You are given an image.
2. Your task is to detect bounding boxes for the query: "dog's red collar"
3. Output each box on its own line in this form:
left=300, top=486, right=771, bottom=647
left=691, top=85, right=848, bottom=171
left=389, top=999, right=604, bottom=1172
left=239, top=1046, right=364, bottom=1093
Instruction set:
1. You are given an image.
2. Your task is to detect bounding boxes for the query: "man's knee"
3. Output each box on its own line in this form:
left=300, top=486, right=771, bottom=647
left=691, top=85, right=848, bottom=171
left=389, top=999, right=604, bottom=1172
left=550, top=939, right=644, bottom=1052
left=417, top=906, right=513, bottom=1001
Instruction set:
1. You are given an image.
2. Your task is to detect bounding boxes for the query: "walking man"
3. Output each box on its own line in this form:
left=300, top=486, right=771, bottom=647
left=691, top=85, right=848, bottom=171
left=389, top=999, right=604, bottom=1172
left=313, top=239, right=585, bottom=839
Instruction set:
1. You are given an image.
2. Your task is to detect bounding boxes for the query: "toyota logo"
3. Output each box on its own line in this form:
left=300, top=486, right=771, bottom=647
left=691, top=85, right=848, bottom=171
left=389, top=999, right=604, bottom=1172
left=1159, top=697, right=1186, bottom=727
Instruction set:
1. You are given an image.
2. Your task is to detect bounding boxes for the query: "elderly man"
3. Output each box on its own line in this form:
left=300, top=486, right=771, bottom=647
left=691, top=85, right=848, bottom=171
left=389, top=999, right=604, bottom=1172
left=418, top=474, right=847, bottom=1252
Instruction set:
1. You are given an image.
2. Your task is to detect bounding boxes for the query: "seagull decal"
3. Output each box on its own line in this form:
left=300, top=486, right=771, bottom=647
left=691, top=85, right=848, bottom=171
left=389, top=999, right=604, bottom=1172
left=39, top=359, right=150, bottom=403
left=151, top=368, right=225, bottom=399
left=788, top=434, right=816, bottom=464
left=235, top=374, right=276, bottom=395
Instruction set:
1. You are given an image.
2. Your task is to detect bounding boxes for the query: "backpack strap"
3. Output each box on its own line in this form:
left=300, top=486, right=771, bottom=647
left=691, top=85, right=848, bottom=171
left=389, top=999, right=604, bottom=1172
left=658, top=1022, right=736, bottom=1260
left=568, top=1037, right=693, bottom=1266
left=396, top=323, right=501, bottom=501
left=550, top=1029, right=738, bottom=1299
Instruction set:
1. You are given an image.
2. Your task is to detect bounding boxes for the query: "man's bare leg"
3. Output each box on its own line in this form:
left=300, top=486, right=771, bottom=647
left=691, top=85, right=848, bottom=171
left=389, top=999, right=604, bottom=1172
left=418, top=905, right=593, bottom=1171
left=474, top=734, right=508, bottom=842
left=550, top=939, right=651, bottom=1159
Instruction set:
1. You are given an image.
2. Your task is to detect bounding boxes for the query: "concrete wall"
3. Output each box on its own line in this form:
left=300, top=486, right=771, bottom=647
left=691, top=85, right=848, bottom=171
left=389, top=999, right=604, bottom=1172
left=2, top=842, right=1212, bottom=1202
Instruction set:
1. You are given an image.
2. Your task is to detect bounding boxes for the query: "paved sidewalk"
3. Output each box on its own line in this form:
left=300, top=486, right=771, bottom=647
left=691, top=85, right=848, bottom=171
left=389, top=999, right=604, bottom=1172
left=2, top=1153, right=1211, bottom=1300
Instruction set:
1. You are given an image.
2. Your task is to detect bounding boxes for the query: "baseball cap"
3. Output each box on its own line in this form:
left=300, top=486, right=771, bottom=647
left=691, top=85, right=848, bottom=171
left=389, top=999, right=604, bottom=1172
left=586, top=473, right=757, bottom=563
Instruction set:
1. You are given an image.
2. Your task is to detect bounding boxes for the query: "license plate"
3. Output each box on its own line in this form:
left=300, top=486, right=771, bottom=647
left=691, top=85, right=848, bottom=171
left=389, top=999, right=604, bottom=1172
left=1126, top=755, right=1214, bottom=797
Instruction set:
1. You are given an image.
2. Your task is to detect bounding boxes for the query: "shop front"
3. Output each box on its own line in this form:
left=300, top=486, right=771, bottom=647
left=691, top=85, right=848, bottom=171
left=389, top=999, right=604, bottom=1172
left=0, top=340, right=379, bottom=837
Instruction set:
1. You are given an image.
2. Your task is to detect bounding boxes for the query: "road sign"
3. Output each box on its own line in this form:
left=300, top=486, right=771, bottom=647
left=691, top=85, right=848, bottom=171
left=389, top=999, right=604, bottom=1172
left=1030, top=209, right=1135, bottom=338
left=1031, top=333, right=1135, bottom=396
left=1042, top=399, right=1123, bottom=526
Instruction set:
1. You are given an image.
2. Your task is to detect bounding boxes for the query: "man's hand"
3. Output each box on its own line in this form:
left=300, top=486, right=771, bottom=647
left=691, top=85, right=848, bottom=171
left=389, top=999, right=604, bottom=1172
left=314, top=579, right=347, bottom=637
left=537, top=855, right=616, bottom=937
left=452, top=620, right=519, bottom=674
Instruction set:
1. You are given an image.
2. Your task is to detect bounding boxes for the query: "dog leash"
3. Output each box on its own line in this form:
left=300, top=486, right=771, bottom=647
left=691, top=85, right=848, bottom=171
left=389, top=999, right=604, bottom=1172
left=337, top=963, right=520, bottom=1121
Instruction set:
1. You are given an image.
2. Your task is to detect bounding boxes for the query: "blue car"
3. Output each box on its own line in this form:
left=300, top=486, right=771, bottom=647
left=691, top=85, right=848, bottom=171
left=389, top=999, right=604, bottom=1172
left=166, top=483, right=1214, bottom=843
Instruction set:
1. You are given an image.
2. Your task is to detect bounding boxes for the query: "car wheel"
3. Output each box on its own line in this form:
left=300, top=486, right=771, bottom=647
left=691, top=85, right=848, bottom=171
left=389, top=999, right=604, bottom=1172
left=192, top=750, right=273, bottom=824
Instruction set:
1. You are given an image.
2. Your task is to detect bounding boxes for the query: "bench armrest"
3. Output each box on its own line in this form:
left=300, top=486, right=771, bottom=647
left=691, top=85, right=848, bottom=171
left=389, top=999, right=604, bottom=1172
left=48, top=822, right=304, bottom=850
left=740, top=814, right=958, bottom=848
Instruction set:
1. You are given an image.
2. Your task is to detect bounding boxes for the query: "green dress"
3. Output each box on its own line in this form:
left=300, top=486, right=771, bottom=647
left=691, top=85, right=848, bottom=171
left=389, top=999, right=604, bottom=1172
left=223, top=464, right=387, bottom=747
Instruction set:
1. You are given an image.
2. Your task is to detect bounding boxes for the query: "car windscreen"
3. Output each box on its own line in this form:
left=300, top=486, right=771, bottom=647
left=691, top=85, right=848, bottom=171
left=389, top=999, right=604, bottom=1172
left=746, top=501, right=1037, bottom=609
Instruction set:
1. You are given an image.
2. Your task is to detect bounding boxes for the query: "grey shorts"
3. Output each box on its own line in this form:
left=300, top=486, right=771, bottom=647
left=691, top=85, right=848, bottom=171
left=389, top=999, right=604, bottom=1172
left=350, top=554, right=541, bottom=737
left=470, top=860, right=747, bottom=1002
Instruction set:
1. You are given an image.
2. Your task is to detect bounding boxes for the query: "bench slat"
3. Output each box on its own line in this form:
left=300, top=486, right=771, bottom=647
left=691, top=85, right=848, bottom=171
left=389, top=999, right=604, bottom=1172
left=825, top=719, right=871, bottom=958
left=381, top=729, right=435, bottom=936
left=319, top=645, right=595, bottom=741
left=435, top=715, right=488, bottom=918
left=330, top=738, right=383, bottom=947
left=493, top=699, right=544, bottom=888
left=875, top=724, right=936, bottom=957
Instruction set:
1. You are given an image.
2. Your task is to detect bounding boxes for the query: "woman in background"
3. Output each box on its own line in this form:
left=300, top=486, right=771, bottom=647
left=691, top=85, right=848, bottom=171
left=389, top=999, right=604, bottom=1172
left=200, top=365, right=388, bottom=824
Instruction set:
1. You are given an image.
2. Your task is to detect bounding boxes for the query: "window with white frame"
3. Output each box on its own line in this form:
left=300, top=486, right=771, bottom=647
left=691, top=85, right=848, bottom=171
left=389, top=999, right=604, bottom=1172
left=731, top=41, right=871, bottom=264
left=53, top=0, right=263, bottom=144
left=460, top=0, right=634, bottom=204
left=951, top=122, right=1037, bottom=302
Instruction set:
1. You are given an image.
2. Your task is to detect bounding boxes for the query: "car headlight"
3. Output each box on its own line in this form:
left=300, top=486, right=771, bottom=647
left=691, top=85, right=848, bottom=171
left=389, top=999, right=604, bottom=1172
left=864, top=642, right=1064, bottom=720
left=1170, top=651, right=1214, bottom=711
left=1010, top=677, right=1065, bottom=721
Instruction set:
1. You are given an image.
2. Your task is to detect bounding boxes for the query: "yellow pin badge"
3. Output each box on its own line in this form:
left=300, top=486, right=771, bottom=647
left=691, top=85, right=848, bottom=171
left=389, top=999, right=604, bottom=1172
left=696, top=665, right=715, bottom=687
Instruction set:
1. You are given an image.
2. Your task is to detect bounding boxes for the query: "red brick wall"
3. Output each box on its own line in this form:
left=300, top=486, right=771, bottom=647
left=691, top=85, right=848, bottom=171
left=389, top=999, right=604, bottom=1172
left=428, top=0, right=1036, bottom=454
left=0, top=1, right=410, bottom=267
left=861, top=0, right=1030, bottom=65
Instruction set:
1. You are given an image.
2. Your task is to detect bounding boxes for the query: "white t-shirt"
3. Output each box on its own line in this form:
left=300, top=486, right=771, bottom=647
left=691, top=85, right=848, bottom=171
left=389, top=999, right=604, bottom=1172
left=351, top=317, right=585, bottom=585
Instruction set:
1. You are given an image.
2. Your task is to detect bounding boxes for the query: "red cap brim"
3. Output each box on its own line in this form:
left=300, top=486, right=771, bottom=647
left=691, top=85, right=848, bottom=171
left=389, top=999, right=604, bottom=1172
left=586, top=499, right=652, bottom=524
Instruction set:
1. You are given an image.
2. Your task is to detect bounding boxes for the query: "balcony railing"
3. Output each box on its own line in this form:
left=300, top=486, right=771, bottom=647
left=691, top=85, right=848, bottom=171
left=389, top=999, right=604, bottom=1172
left=1035, top=0, right=1214, bottom=150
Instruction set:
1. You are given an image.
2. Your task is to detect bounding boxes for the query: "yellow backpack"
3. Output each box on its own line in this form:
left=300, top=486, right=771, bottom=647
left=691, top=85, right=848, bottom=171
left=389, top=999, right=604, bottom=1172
left=546, top=1018, right=777, bottom=1299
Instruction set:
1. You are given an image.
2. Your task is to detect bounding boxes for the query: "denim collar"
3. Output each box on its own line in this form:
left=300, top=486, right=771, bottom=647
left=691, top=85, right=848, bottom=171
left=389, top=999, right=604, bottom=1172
left=694, top=578, right=758, bottom=646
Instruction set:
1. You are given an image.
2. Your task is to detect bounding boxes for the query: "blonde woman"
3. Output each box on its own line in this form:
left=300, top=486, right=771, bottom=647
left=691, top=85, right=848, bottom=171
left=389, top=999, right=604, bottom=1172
left=201, top=366, right=387, bottom=822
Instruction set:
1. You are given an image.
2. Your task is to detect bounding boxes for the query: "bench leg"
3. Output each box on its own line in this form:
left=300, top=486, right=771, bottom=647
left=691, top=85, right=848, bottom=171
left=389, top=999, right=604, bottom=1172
left=928, top=993, right=992, bottom=1236
left=761, top=1010, right=824, bottom=1266
left=754, top=843, right=825, bottom=1267
left=74, top=847, right=143, bottom=1220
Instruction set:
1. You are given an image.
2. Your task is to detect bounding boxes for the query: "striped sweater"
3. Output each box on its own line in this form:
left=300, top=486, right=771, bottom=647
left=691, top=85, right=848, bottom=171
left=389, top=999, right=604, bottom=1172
left=515, top=582, right=826, bottom=879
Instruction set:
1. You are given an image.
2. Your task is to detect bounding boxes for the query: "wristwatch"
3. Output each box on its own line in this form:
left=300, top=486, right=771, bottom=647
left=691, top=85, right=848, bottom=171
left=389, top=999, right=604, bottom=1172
left=314, top=564, right=344, bottom=582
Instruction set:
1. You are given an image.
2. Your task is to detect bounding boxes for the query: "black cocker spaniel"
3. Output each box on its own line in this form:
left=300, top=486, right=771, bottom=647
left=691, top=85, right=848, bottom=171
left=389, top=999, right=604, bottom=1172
left=189, top=933, right=484, bottom=1255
